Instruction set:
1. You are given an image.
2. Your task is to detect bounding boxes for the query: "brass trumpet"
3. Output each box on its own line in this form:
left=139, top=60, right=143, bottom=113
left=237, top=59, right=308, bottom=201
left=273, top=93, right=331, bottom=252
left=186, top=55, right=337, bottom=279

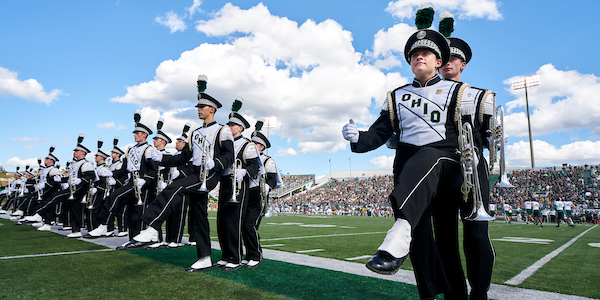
left=493, top=105, right=514, bottom=188
left=132, top=170, right=143, bottom=206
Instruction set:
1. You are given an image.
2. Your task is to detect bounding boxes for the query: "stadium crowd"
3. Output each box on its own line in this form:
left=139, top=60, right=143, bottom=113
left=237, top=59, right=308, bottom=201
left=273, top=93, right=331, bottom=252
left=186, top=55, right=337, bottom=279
left=270, top=165, right=600, bottom=223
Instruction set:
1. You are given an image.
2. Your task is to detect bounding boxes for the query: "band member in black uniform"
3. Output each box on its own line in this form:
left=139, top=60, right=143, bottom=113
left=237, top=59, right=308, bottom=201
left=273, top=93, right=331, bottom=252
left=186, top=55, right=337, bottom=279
left=22, top=146, right=62, bottom=225
left=85, top=139, right=113, bottom=232
left=342, top=24, right=470, bottom=284
left=213, top=103, right=260, bottom=271
left=164, top=123, right=193, bottom=248
left=108, top=137, right=129, bottom=237
left=241, top=121, right=283, bottom=268
left=64, top=135, right=96, bottom=238
left=147, top=118, right=173, bottom=249
left=5, top=168, right=24, bottom=217
left=12, top=167, right=36, bottom=219
left=87, top=111, right=158, bottom=241
left=131, top=90, right=234, bottom=272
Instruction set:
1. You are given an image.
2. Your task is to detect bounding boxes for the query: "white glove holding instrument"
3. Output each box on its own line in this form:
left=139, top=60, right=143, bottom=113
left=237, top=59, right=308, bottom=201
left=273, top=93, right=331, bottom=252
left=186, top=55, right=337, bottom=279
left=342, top=119, right=359, bottom=143
left=235, top=169, right=247, bottom=183
left=150, top=149, right=163, bottom=162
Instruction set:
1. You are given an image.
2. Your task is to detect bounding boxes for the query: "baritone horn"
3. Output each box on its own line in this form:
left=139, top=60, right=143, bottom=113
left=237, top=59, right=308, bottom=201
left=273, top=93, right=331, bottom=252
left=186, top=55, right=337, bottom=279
left=456, top=107, right=493, bottom=222
left=229, top=158, right=243, bottom=203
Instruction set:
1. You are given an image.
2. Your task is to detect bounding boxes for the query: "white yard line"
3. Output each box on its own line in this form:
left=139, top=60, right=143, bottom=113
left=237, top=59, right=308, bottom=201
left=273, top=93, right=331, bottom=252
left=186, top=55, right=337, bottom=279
left=295, top=249, right=325, bottom=253
left=0, top=249, right=114, bottom=260
left=261, top=231, right=386, bottom=242
left=505, top=224, right=598, bottom=286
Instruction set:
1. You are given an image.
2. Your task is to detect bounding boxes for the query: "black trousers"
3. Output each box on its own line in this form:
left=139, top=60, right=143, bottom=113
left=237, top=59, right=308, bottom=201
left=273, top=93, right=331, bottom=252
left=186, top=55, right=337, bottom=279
left=217, top=177, right=246, bottom=264
left=165, top=194, right=188, bottom=243
left=35, top=189, right=69, bottom=225
left=242, top=187, right=264, bottom=261
left=141, top=174, right=213, bottom=258
left=100, top=181, right=152, bottom=240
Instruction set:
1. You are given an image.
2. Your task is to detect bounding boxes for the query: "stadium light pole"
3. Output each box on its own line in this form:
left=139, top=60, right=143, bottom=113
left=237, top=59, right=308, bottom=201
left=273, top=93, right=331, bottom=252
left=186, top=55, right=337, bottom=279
left=511, top=75, right=540, bottom=169
left=262, top=117, right=277, bottom=156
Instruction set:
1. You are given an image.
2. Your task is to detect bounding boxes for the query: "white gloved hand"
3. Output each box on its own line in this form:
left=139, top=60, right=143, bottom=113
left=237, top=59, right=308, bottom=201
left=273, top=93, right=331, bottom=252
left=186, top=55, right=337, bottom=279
left=136, top=178, right=146, bottom=189
left=91, top=188, right=98, bottom=195
left=160, top=181, right=168, bottom=190
left=235, top=169, right=247, bottom=183
left=61, top=183, right=69, bottom=190
left=73, top=178, right=82, bottom=185
left=171, top=169, right=180, bottom=179
left=150, top=149, right=163, bottom=162
left=108, top=178, right=116, bottom=186
left=98, top=168, right=113, bottom=177
left=204, top=159, right=215, bottom=170
left=342, top=119, right=359, bottom=143
left=53, top=175, right=62, bottom=182
left=36, top=183, right=45, bottom=191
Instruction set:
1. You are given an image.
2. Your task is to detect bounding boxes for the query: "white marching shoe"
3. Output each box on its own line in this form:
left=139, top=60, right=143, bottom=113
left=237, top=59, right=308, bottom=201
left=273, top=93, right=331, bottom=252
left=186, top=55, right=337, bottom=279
left=146, top=241, right=167, bottom=250
left=38, top=224, right=52, bottom=231
left=66, top=232, right=82, bottom=238
left=246, top=260, right=261, bottom=268
left=117, top=231, right=128, bottom=237
left=11, top=210, right=24, bottom=216
left=87, top=224, right=108, bottom=238
left=0, top=209, right=8, bottom=214
left=32, top=222, right=44, bottom=227
left=24, top=213, right=43, bottom=222
left=168, top=242, right=182, bottom=248
left=133, top=227, right=158, bottom=243
left=186, top=256, right=212, bottom=272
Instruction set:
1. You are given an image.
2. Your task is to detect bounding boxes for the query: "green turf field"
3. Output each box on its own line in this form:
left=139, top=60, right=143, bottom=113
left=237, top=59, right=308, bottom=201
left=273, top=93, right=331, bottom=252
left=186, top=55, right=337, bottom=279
left=1, top=213, right=599, bottom=299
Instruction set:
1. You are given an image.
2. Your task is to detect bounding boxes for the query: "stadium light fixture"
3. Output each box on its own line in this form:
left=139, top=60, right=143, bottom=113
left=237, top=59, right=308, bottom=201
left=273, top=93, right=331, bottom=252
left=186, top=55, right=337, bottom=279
left=262, top=117, right=277, bottom=155
left=511, top=75, right=540, bottom=169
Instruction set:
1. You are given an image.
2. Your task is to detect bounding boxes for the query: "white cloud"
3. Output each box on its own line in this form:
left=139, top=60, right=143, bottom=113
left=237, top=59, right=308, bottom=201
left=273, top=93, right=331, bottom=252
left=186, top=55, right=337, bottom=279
left=385, top=0, right=502, bottom=20
left=187, top=0, right=202, bottom=17
left=369, top=155, right=395, bottom=168
left=276, top=148, right=297, bottom=157
left=364, top=23, right=414, bottom=70
left=11, top=137, right=50, bottom=143
left=503, top=64, right=600, bottom=138
left=505, top=140, right=600, bottom=167
left=155, top=11, right=187, bottom=33
left=12, top=137, right=32, bottom=142
left=112, top=3, right=407, bottom=153
left=96, top=121, right=127, bottom=130
left=0, top=66, right=64, bottom=104
left=2, top=157, right=40, bottom=169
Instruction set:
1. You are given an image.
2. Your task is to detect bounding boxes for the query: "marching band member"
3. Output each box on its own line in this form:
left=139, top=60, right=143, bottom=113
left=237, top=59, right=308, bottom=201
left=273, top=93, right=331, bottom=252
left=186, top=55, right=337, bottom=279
left=131, top=90, right=234, bottom=272
left=213, top=102, right=260, bottom=271
left=108, top=137, right=129, bottom=237
left=242, top=121, right=283, bottom=268
left=87, top=111, right=158, bottom=241
left=20, top=147, right=62, bottom=224
left=85, top=139, right=112, bottom=232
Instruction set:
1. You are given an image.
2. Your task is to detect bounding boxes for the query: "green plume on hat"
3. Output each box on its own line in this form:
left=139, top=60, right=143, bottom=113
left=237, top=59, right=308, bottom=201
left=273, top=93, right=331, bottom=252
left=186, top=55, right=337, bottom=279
left=113, top=137, right=119, bottom=146
left=16, top=166, right=20, bottom=171
left=157, top=117, right=164, bottom=131
left=78, top=134, right=85, bottom=144
left=49, top=145, right=55, bottom=153
left=231, top=97, right=243, bottom=112
left=182, top=122, right=191, bottom=134
left=25, top=165, right=30, bottom=171
left=134, top=110, right=141, bottom=123
left=98, top=139, right=104, bottom=149
left=415, top=3, right=435, bottom=30
left=255, top=120, right=264, bottom=132
left=439, top=11, right=454, bottom=37
left=197, top=75, right=207, bottom=93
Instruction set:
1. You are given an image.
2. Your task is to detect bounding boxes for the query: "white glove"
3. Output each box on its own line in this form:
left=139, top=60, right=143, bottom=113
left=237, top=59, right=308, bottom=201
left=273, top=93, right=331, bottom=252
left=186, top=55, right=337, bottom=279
left=150, top=149, right=163, bottom=162
left=108, top=178, right=116, bottom=186
left=73, top=178, right=82, bottom=185
left=204, top=159, right=215, bottom=171
left=36, top=183, right=45, bottom=191
left=61, top=183, right=69, bottom=190
left=235, top=169, right=247, bottom=183
left=91, top=188, right=98, bottom=195
left=53, top=175, right=62, bottom=182
left=136, top=178, right=146, bottom=189
left=160, top=181, right=168, bottom=190
left=98, top=168, right=113, bottom=177
left=171, top=169, right=180, bottom=179
left=342, top=119, right=359, bottom=143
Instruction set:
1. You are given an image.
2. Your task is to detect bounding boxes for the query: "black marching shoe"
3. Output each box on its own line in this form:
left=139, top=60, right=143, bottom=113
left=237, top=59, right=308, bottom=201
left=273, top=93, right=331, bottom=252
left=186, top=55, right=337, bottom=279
left=366, top=250, right=407, bottom=275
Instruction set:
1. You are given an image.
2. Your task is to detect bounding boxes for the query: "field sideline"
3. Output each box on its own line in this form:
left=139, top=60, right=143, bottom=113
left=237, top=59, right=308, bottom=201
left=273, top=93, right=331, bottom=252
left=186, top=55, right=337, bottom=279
left=1, top=212, right=599, bottom=299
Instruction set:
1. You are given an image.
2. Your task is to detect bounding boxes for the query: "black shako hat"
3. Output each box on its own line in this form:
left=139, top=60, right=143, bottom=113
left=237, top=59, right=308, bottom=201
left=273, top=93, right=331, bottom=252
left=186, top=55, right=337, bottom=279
left=404, top=29, right=451, bottom=66
left=448, top=37, right=472, bottom=63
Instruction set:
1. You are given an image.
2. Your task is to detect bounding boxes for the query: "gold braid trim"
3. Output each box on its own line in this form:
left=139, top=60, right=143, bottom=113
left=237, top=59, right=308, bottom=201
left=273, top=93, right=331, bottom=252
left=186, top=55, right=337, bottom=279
left=478, top=90, right=494, bottom=124
left=454, top=83, right=470, bottom=123
left=387, top=91, right=396, bottom=132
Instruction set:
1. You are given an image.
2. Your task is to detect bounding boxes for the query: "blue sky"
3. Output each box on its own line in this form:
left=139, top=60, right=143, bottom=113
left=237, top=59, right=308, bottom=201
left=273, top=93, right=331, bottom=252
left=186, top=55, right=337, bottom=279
left=2, top=0, right=600, bottom=179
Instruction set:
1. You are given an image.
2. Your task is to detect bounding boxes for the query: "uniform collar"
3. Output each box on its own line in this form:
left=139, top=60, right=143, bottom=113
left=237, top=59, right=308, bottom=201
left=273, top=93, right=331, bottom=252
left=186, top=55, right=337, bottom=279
left=135, top=141, right=148, bottom=147
left=203, top=121, right=217, bottom=128
left=97, top=163, right=106, bottom=167
left=73, top=157, right=85, bottom=162
left=234, top=135, right=244, bottom=141
left=412, top=75, right=441, bottom=87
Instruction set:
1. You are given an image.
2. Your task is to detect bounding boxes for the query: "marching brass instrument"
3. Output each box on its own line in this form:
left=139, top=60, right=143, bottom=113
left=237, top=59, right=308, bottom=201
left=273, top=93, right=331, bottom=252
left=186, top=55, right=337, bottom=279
left=259, top=172, right=268, bottom=211
left=492, top=105, right=514, bottom=188
left=132, top=170, right=143, bottom=206
left=85, top=182, right=95, bottom=209
left=229, top=158, right=243, bottom=203
left=197, top=136, right=212, bottom=192
left=456, top=107, right=493, bottom=222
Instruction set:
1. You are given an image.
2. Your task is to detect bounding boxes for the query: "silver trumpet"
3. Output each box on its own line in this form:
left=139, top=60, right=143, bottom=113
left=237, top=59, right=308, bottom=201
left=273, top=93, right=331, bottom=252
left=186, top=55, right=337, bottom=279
left=68, top=171, right=76, bottom=201
left=229, top=158, right=243, bottom=203
left=132, top=170, right=143, bottom=206
left=493, top=105, right=514, bottom=188
left=85, top=183, right=95, bottom=209
left=197, top=137, right=212, bottom=192
left=456, top=107, right=493, bottom=222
